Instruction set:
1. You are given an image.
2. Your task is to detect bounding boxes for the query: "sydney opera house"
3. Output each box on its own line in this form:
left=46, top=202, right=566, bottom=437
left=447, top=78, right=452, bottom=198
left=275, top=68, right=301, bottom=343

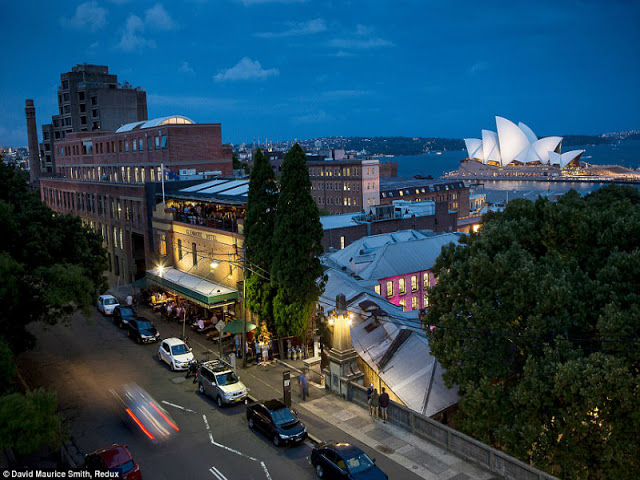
left=465, top=117, right=585, bottom=169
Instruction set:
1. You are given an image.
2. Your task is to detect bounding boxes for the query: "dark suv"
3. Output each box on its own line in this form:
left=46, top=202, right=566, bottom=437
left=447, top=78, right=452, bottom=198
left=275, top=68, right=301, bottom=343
left=246, top=399, right=307, bottom=446
left=198, top=359, right=248, bottom=407
left=113, top=305, right=136, bottom=328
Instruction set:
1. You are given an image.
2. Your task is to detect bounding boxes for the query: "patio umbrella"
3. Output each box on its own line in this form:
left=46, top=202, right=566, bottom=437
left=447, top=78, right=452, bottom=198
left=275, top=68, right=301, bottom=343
left=223, top=319, right=257, bottom=335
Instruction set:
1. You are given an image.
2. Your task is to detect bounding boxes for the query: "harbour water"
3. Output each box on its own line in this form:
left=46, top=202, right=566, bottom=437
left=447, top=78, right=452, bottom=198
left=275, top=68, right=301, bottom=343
left=393, top=141, right=640, bottom=204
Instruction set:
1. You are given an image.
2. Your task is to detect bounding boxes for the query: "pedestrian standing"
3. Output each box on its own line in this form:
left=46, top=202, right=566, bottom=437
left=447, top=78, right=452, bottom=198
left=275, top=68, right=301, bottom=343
left=254, top=339, right=260, bottom=365
left=126, top=294, right=133, bottom=306
left=379, top=387, right=390, bottom=423
left=370, top=388, right=380, bottom=420
left=366, top=383, right=374, bottom=416
left=234, top=334, right=241, bottom=358
left=299, top=370, right=309, bottom=401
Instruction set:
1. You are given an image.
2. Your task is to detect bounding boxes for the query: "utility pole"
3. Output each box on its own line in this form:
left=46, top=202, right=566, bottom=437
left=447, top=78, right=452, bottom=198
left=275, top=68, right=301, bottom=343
left=242, top=245, right=247, bottom=368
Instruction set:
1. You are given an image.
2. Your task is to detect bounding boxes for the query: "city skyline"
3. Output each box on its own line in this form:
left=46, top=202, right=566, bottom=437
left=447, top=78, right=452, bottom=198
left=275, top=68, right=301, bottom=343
left=1, top=0, right=640, bottom=146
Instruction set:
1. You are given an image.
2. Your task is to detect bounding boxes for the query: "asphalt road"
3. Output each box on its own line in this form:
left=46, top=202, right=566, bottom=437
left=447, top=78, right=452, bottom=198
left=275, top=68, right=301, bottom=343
left=18, top=308, right=423, bottom=480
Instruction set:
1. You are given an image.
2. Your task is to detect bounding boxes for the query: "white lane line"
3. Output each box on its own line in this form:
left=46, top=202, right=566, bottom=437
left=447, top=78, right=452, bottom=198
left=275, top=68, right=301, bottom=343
left=209, top=432, right=215, bottom=444
left=260, top=461, right=272, bottom=480
left=162, top=400, right=196, bottom=413
left=203, top=414, right=210, bottom=431
left=209, top=466, right=229, bottom=480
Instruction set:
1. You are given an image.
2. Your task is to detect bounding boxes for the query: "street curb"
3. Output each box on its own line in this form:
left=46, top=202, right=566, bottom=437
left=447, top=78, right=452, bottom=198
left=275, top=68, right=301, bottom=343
left=276, top=359, right=303, bottom=374
left=307, top=433, right=323, bottom=445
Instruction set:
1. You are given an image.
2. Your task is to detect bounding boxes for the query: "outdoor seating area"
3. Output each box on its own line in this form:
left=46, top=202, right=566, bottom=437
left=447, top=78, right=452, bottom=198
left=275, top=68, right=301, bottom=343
left=166, top=200, right=244, bottom=234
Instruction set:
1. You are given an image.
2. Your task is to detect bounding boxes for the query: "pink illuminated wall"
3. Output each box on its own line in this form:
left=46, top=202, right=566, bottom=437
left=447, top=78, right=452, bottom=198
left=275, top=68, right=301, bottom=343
left=377, top=270, right=436, bottom=311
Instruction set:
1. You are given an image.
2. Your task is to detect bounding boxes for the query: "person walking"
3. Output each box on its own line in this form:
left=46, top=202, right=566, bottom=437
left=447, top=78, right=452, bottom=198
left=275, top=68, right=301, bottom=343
left=370, top=388, right=380, bottom=420
left=366, top=383, right=374, bottom=416
left=299, top=370, right=309, bottom=401
left=379, top=387, right=390, bottom=423
left=234, top=334, right=241, bottom=358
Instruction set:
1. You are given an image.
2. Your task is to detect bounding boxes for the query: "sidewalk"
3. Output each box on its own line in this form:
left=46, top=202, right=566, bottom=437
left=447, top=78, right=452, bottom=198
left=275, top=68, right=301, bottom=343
left=111, top=288, right=497, bottom=480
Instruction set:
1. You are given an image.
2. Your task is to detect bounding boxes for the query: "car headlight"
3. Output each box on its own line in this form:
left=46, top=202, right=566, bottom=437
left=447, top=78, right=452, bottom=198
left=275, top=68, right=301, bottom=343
left=279, top=433, right=290, bottom=439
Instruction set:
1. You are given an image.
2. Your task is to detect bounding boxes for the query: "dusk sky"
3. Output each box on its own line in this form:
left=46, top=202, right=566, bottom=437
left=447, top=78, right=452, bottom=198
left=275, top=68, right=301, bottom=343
left=1, top=0, right=639, bottom=146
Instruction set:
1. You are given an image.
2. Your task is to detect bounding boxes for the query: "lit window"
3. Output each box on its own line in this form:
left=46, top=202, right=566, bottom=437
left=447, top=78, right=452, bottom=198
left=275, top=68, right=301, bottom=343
left=399, top=299, right=406, bottom=311
left=411, top=296, right=418, bottom=310
left=423, top=293, right=429, bottom=307
left=399, top=278, right=406, bottom=295
left=386, top=281, right=394, bottom=297
left=375, top=284, right=381, bottom=295
left=411, top=275, right=418, bottom=292
left=340, top=236, right=345, bottom=249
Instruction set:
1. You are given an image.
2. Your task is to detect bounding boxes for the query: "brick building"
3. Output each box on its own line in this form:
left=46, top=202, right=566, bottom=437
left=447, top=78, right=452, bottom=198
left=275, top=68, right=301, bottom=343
left=39, top=63, right=147, bottom=174
left=379, top=178, right=470, bottom=217
left=308, top=158, right=380, bottom=214
left=320, top=200, right=457, bottom=252
left=39, top=115, right=233, bottom=285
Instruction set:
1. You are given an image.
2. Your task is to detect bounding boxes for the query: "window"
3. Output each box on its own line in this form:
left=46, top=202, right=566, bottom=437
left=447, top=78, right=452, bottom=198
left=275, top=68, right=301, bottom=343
left=161, top=135, right=168, bottom=149
left=399, top=278, right=406, bottom=295
left=139, top=138, right=143, bottom=151
left=91, top=96, right=97, bottom=106
left=423, top=273, right=430, bottom=289
left=148, top=137, right=153, bottom=150
left=92, top=109, right=98, bottom=118
left=374, top=284, right=381, bottom=295
left=192, top=243, right=198, bottom=266
left=78, top=91, right=85, bottom=101
left=399, top=299, right=406, bottom=311
left=158, top=234, right=167, bottom=256
left=340, top=236, right=345, bottom=249
left=155, top=136, right=160, bottom=150
left=423, top=293, right=429, bottom=308
left=124, top=140, right=129, bottom=152
left=132, top=140, right=137, bottom=152
left=386, top=281, right=394, bottom=297
left=62, top=80, right=69, bottom=90
left=63, top=93, right=69, bottom=102
left=178, top=239, right=183, bottom=260
left=411, top=275, right=418, bottom=292
left=411, top=296, right=418, bottom=310
left=63, top=105, right=70, bottom=114
left=79, top=103, right=86, bottom=113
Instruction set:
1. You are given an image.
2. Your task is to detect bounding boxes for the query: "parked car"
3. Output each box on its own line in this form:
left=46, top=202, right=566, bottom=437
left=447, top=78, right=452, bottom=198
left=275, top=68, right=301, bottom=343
left=85, top=444, right=142, bottom=480
left=110, top=383, right=179, bottom=443
left=246, top=399, right=307, bottom=446
left=126, top=318, right=160, bottom=344
left=310, top=442, right=387, bottom=479
left=158, top=337, right=194, bottom=371
left=97, top=294, right=119, bottom=316
left=197, top=359, right=248, bottom=407
left=113, top=305, right=136, bottom=328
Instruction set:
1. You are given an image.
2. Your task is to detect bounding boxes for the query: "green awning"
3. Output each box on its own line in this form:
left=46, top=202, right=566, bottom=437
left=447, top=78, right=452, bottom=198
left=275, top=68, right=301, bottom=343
left=146, top=268, right=238, bottom=308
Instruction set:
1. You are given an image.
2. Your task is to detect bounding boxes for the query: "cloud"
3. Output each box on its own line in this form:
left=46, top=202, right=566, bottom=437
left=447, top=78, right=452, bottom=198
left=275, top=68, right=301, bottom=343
left=328, top=24, right=393, bottom=50
left=470, top=61, right=489, bottom=74
left=116, top=14, right=156, bottom=52
left=60, top=1, right=108, bottom=32
left=256, top=18, right=326, bottom=38
left=178, top=61, right=194, bottom=74
left=145, top=4, right=178, bottom=30
left=147, top=94, right=239, bottom=110
left=293, top=110, right=333, bottom=124
left=214, top=57, right=279, bottom=82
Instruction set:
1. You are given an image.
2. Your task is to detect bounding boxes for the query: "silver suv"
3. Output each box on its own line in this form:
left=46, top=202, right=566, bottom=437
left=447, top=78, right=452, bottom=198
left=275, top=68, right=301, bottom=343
left=197, top=360, right=248, bottom=408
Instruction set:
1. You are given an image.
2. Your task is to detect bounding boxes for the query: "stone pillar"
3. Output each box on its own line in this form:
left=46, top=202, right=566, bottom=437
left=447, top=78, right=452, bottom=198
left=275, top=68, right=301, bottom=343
left=25, top=99, right=41, bottom=183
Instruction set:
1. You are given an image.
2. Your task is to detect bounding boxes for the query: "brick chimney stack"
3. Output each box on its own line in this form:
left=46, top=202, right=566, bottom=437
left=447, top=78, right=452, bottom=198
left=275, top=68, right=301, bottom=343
left=25, top=99, right=41, bottom=183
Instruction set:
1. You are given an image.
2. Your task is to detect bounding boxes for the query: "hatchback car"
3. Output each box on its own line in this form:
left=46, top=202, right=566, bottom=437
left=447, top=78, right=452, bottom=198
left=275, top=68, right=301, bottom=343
left=310, top=442, right=387, bottom=479
left=97, top=294, right=119, bottom=316
left=246, top=399, right=307, bottom=446
left=198, top=359, right=248, bottom=407
left=126, top=318, right=160, bottom=344
left=85, top=444, right=142, bottom=480
left=158, top=337, right=194, bottom=371
left=113, top=305, right=136, bottom=328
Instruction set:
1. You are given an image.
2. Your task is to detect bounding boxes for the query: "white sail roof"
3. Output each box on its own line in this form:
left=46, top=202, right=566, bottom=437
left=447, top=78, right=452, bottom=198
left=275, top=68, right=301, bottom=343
left=464, top=138, right=484, bottom=161
left=496, top=116, right=531, bottom=166
left=482, top=130, right=501, bottom=164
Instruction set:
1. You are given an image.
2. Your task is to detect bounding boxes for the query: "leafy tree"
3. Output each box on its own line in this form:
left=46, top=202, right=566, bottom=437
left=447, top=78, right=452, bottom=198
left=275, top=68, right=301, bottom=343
left=0, top=162, right=108, bottom=352
left=271, top=144, right=325, bottom=338
left=244, top=149, right=278, bottom=331
left=426, top=185, right=640, bottom=480
left=0, top=338, right=16, bottom=396
left=0, top=389, right=65, bottom=454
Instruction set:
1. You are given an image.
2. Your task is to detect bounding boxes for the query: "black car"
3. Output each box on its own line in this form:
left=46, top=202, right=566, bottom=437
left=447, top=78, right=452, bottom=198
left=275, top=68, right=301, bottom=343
left=246, top=399, right=307, bottom=446
left=113, top=305, right=136, bottom=328
left=126, top=318, right=160, bottom=344
left=310, top=442, right=387, bottom=479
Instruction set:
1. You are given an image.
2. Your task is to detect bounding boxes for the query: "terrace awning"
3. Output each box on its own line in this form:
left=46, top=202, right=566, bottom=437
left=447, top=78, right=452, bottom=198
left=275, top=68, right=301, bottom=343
left=146, top=267, right=238, bottom=308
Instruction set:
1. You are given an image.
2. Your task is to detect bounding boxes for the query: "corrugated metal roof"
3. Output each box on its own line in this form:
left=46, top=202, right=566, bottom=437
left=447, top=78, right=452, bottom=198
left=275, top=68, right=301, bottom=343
left=325, top=230, right=460, bottom=280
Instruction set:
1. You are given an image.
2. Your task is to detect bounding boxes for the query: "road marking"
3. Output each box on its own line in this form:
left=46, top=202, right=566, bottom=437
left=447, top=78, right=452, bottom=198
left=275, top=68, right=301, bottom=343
left=203, top=414, right=210, bottom=431
left=260, top=461, right=272, bottom=480
left=161, top=400, right=196, bottom=413
left=209, top=466, right=229, bottom=480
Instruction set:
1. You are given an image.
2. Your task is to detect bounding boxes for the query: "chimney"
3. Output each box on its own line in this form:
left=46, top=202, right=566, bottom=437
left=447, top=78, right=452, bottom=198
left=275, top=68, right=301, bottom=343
left=25, top=99, right=41, bottom=183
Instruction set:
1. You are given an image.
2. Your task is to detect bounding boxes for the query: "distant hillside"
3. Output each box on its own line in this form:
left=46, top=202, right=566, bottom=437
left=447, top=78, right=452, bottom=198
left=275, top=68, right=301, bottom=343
left=299, top=136, right=465, bottom=156
left=560, top=135, right=613, bottom=147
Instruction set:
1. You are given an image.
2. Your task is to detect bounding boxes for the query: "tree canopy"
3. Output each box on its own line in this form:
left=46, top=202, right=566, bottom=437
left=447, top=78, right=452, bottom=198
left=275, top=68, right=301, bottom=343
left=244, top=149, right=278, bottom=331
left=0, top=163, right=108, bottom=352
left=426, top=185, right=640, bottom=480
left=271, top=144, right=324, bottom=338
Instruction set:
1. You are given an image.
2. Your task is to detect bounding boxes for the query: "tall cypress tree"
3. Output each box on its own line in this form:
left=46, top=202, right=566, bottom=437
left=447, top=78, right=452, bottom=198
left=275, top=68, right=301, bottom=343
left=243, top=149, right=278, bottom=330
left=271, top=144, right=324, bottom=338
